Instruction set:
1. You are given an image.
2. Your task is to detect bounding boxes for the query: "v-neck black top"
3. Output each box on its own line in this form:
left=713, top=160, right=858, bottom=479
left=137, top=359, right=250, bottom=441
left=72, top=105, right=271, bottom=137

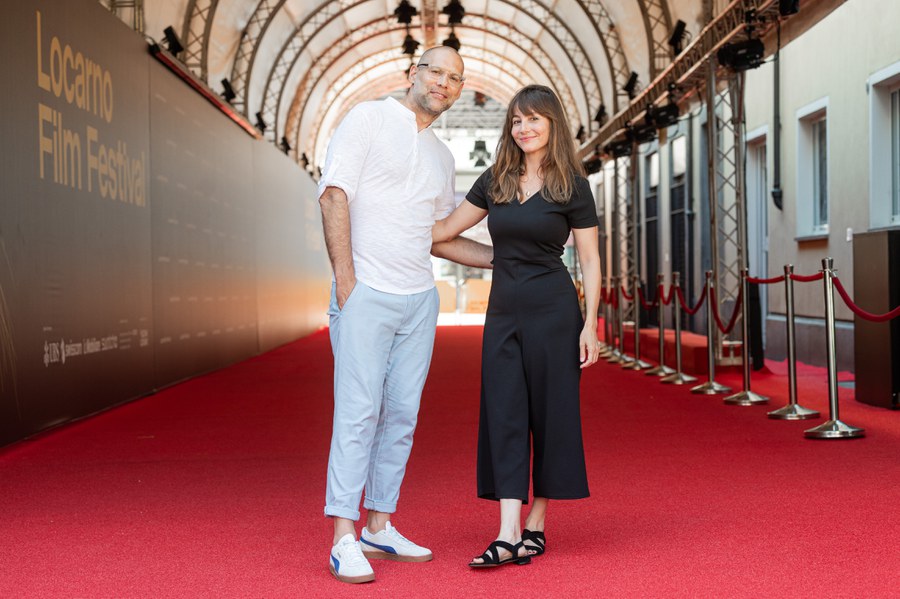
left=465, top=168, right=599, bottom=266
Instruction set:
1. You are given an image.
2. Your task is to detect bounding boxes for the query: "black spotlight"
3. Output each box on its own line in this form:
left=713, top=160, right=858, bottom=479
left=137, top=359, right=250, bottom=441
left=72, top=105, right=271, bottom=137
left=668, top=20, right=687, bottom=56
left=647, top=103, right=680, bottom=129
left=255, top=112, right=267, bottom=133
left=575, top=125, right=586, bottom=143
left=280, top=136, right=291, bottom=154
left=605, top=139, right=632, bottom=158
left=594, top=103, right=608, bottom=126
left=300, top=153, right=310, bottom=169
left=622, top=71, right=639, bottom=100
left=779, top=0, right=800, bottom=16
left=221, top=79, right=236, bottom=102
left=583, top=150, right=603, bottom=175
left=402, top=33, right=420, bottom=56
left=394, top=0, right=418, bottom=24
left=163, top=26, right=184, bottom=55
left=442, top=0, right=466, bottom=25
left=470, top=139, right=491, bottom=167
left=442, top=31, right=461, bottom=50
left=627, top=121, right=656, bottom=144
left=473, top=91, right=486, bottom=107
left=717, top=38, right=765, bottom=71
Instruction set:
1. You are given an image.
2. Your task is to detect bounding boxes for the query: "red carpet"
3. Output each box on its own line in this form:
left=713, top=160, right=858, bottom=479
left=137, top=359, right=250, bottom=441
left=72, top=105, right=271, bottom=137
left=1, top=326, right=898, bottom=597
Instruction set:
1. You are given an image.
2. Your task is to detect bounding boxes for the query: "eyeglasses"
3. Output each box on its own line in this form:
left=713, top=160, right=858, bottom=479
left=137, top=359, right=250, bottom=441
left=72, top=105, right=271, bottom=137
left=416, top=63, right=466, bottom=87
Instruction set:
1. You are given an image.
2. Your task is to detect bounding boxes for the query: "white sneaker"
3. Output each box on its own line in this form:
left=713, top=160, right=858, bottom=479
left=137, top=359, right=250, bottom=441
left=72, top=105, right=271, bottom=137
left=329, top=533, right=375, bottom=584
left=360, top=521, right=433, bottom=562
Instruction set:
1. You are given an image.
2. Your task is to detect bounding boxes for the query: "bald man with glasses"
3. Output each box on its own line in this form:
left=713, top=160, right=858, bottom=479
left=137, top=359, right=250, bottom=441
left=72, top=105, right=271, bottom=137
left=317, top=47, right=492, bottom=584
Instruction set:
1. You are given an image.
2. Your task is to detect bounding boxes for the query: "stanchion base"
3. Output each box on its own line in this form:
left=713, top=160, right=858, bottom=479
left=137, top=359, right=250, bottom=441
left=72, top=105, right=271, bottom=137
left=724, top=390, right=769, bottom=405
left=690, top=380, right=732, bottom=395
left=804, top=419, right=865, bottom=439
left=606, top=350, right=625, bottom=364
left=660, top=372, right=698, bottom=385
left=646, top=365, right=676, bottom=376
left=622, top=358, right=652, bottom=371
left=618, top=355, right=636, bottom=367
left=768, top=404, right=820, bottom=420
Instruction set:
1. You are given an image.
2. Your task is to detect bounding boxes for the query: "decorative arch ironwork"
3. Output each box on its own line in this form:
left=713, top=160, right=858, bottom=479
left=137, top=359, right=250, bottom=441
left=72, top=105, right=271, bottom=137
left=180, top=0, right=219, bottom=80
left=298, top=47, right=530, bottom=165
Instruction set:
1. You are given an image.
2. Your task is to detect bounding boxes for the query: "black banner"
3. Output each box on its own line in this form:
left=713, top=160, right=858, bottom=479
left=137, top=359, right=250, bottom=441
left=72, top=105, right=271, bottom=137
left=0, top=0, right=330, bottom=447
left=1, top=0, right=153, bottom=444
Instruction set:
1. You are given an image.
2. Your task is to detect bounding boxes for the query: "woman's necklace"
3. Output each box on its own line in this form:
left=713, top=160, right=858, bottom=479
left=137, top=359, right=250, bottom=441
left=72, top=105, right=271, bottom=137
left=519, top=172, right=543, bottom=199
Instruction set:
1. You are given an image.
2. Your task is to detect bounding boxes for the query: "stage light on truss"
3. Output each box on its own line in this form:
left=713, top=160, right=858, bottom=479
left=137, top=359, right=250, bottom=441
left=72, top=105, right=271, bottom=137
left=583, top=147, right=603, bottom=175
left=280, top=136, right=291, bottom=155
left=627, top=121, right=656, bottom=144
left=442, top=31, right=461, bottom=50
left=575, top=125, right=586, bottom=143
left=394, top=0, right=418, bottom=24
left=442, top=0, right=466, bottom=25
left=255, top=112, right=267, bottom=133
left=593, top=103, right=608, bottom=126
left=402, top=33, right=421, bottom=56
left=163, top=26, right=184, bottom=55
left=221, top=79, right=236, bottom=102
left=470, top=139, right=491, bottom=167
left=623, top=72, right=639, bottom=100
left=717, top=38, right=765, bottom=71
left=668, top=20, right=687, bottom=56
left=779, top=0, right=800, bottom=16
left=605, top=139, right=632, bottom=158
left=647, top=102, right=680, bottom=129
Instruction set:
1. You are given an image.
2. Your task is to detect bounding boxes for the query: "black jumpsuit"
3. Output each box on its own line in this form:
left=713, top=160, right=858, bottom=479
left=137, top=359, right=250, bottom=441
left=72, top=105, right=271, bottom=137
left=466, top=169, right=598, bottom=503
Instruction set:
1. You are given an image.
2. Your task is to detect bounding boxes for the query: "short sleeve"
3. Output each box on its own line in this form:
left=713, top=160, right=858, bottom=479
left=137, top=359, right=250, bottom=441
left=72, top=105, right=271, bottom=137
left=433, top=147, right=458, bottom=220
left=317, top=104, right=377, bottom=203
left=465, top=168, right=493, bottom=210
left=568, top=177, right=600, bottom=229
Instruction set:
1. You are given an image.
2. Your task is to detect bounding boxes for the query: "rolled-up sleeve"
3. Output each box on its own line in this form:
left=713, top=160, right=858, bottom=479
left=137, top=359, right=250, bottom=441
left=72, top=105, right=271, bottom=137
left=317, top=105, right=377, bottom=204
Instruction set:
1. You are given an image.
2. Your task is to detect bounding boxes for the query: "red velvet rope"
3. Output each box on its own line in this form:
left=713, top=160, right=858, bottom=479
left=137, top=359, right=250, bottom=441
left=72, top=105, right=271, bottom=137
left=789, top=272, right=824, bottom=283
left=746, top=274, right=786, bottom=285
left=709, top=287, right=743, bottom=335
left=600, top=287, right=609, bottom=304
left=833, top=277, right=900, bottom=322
left=621, top=285, right=634, bottom=302
left=675, top=286, right=706, bottom=316
left=638, top=287, right=658, bottom=310
left=609, top=286, right=619, bottom=309
left=660, top=284, right=674, bottom=306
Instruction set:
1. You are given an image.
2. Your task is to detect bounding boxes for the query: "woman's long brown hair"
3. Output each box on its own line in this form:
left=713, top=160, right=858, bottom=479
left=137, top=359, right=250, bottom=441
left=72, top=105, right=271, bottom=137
left=489, top=84, right=585, bottom=205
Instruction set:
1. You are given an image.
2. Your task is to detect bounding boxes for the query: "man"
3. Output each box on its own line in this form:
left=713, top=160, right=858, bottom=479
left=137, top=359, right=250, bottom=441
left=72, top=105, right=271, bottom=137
left=317, top=47, right=492, bottom=584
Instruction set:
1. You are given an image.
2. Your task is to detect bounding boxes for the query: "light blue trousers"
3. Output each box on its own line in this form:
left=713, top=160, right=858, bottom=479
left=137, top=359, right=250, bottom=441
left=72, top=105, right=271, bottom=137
left=324, top=281, right=439, bottom=521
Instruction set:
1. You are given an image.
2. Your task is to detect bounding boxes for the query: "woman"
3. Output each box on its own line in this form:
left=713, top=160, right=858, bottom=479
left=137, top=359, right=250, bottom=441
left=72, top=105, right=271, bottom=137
left=432, top=84, right=602, bottom=567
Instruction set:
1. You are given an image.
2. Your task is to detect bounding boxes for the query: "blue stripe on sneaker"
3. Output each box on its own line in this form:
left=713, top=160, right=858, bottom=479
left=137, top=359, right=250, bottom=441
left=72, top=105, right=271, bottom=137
left=360, top=537, right=398, bottom=555
left=331, top=555, right=340, bottom=570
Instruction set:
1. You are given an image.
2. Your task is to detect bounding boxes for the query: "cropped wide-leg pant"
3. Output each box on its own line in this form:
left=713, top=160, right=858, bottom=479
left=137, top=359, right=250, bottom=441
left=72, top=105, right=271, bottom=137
left=477, top=260, right=590, bottom=502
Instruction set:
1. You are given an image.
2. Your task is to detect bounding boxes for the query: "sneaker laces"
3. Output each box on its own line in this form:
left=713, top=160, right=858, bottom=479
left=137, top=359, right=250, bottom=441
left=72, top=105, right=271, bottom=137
left=384, top=523, right=414, bottom=547
left=339, top=537, right=369, bottom=567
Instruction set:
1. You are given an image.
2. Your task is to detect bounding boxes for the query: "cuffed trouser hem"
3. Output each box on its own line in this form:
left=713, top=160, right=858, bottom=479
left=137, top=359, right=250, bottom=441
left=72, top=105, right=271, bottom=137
left=363, top=498, right=397, bottom=513
left=324, top=505, right=361, bottom=521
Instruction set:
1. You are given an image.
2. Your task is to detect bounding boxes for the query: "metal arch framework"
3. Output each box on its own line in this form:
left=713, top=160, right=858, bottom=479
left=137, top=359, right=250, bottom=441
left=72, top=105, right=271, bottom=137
left=181, top=0, right=218, bottom=80
left=636, top=0, right=674, bottom=78
left=573, top=0, right=633, bottom=112
left=284, top=23, right=575, bottom=160
left=287, top=42, right=532, bottom=162
left=503, top=0, right=604, bottom=133
left=257, top=4, right=598, bottom=147
left=309, top=53, right=522, bottom=165
left=301, top=49, right=529, bottom=165
left=228, top=0, right=287, bottom=115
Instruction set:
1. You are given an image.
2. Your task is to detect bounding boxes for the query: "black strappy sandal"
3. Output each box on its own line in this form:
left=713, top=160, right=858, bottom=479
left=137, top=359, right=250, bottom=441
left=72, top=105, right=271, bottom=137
left=468, top=540, right=532, bottom=568
left=522, top=529, right=546, bottom=556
